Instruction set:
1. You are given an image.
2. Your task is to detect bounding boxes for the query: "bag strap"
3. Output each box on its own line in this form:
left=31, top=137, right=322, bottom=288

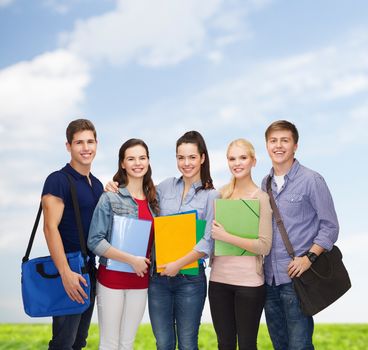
left=22, top=171, right=88, bottom=263
left=266, top=175, right=295, bottom=259
left=22, top=202, right=42, bottom=263
left=64, top=172, right=88, bottom=261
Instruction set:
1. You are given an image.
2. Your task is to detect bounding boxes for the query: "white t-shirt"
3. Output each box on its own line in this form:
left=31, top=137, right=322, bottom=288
left=274, top=175, right=285, bottom=193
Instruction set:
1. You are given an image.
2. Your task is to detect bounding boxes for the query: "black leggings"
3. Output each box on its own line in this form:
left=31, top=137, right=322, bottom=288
left=209, top=281, right=266, bottom=350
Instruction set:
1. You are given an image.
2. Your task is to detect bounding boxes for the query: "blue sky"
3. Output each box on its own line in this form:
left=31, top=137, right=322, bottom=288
left=1, top=0, right=367, bottom=323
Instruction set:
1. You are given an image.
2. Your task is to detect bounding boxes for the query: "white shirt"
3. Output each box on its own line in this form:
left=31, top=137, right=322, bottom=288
left=274, top=175, right=285, bottom=193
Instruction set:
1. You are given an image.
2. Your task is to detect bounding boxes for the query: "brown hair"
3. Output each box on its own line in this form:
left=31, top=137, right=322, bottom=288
left=66, top=119, right=97, bottom=144
left=265, top=120, right=299, bottom=144
left=113, top=138, right=159, bottom=215
left=176, top=130, right=214, bottom=191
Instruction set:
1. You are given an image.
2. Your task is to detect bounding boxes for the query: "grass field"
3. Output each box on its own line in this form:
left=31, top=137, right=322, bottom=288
left=0, top=323, right=367, bottom=349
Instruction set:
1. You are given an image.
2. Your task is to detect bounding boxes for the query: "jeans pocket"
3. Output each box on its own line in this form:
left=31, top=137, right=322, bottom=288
left=183, top=273, right=203, bottom=282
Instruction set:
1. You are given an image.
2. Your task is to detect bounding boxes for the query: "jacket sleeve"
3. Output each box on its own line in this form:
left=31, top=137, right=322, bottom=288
left=87, top=193, right=113, bottom=257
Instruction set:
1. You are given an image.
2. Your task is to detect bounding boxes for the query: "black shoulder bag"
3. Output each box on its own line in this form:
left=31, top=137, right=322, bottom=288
left=266, top=176, right=351, bottom=316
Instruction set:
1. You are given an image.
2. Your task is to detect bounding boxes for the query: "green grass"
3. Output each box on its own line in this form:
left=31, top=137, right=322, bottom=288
left=0, top=323, right=367, bottom=349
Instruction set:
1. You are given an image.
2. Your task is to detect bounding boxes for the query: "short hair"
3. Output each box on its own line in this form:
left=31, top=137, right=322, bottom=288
left=66, top=119, right=97, bottom=144
left=265, top=120, right=299, bottom=144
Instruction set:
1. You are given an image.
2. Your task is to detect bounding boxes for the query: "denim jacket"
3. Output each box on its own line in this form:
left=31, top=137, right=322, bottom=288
left=87, top=186, right=156, bottom=267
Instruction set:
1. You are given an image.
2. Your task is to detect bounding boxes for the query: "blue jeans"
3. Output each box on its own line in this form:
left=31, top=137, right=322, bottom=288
left=148, top=266, right=207, bottom=350
left=48, top=268, right=96, bottom=350
left=265, top=282, right=314, bottom=350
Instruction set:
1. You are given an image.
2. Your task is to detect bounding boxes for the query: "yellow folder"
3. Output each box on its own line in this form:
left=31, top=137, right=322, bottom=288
left=154, top=212, right=198, bottom=272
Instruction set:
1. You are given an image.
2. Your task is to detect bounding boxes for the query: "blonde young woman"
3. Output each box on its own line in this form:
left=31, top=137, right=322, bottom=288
left=209, top=139, right=272, bottom=350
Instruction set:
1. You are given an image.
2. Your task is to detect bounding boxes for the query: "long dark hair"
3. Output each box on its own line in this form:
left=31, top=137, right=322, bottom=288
left=176, top=131, right=214, bottom=191
left=113, top=138, right=159, bottom=214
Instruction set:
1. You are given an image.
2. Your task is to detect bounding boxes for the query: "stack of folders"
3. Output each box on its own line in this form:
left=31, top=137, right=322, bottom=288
left=107, top=215, right=152, bottom=273
left=154, top=211, right=206, bottom=275
left=215, top=199, right=259, bottom=256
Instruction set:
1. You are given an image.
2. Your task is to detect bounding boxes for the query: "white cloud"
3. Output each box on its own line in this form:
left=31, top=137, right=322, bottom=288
left=207, top=51, right=224, bottom=64
left=63, top=0, right=220, bottom=66
left=0, top=49, right=90, bottom=151
left=60, top=0, right=262, bottom=67
left=0, top=49, right=91, bottom=219
left=219, top=105, right=241, bottom=121
left=99, top=28, right=368, bottom=164
left=189, top=31, right=368, bottom=137
left=0, top=45, right=94, bottom=295
left=325, top=74, right=368, bottom=99
left=0, top=0, right=14, bottom=7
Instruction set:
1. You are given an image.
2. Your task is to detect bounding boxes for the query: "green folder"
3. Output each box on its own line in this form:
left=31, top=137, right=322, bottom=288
left=214, top=199, right=259, bottom=256
left=180, top=219, right=207, bottom=275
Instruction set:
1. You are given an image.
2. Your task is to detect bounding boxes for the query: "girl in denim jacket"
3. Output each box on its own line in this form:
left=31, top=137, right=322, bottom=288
left=106, top=131, right=219, bottom=350
left=88, top=139, right=159, bottom=350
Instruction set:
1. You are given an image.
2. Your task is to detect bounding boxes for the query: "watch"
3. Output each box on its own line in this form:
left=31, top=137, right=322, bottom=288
left=305, top=251, right=318, bottom=263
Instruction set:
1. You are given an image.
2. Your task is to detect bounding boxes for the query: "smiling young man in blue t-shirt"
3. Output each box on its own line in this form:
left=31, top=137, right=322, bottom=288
left=42, top=119, right=103, bottom=350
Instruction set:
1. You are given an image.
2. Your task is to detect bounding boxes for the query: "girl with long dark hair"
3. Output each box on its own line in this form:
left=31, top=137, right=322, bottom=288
left=106, top=131, right=218, bottom=349
left=88, top=138, right=159, bottom=350
left=148, top=131, right=219, bottom=350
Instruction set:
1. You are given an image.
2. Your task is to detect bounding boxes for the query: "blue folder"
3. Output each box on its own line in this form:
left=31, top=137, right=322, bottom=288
left=106, top=215, right=152, bottom=273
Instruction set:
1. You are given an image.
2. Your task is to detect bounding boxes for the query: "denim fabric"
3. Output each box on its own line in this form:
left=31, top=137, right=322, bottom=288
left=148, top=266, right=207, bottom=350
left=261, top=160, right=339, bottom=286
left=88, top=187, right=156, bottom=266
left=265, top=283, right=314, bottom=350
left=48, top=269, right=96, bottom=350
